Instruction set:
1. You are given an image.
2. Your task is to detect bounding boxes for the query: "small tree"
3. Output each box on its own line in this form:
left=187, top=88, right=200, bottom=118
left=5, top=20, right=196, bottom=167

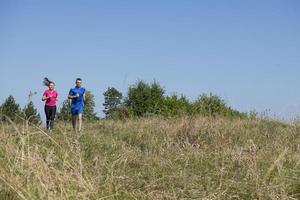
left=57, top=100, right=72, bottom=122
left=103, top=87, right=123, bottom=119
left=84, top=91, right=98, bottom=121
left=0, top=95, right=21, bottom=122
left=148, top=81, right=165, bottom=115
left=125, top=81, right=151, bottom=116
left=23, top=101, right=41, bottom=125
left=125, top=80, right=165, bottom=117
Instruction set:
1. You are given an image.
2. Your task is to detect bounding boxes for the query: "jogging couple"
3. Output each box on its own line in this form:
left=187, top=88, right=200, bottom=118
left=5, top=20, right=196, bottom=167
left=42, top=78, right=86, bottom=132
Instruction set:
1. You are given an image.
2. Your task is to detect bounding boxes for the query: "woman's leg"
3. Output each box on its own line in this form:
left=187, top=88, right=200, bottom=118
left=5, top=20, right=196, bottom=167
left=49, top=106, right=56, bottom=129
left=45, top=106, right=51, bottom=130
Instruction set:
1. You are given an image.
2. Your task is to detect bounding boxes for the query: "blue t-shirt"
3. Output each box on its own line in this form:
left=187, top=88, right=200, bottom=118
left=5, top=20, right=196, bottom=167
left=69, top=87, right=85, bottom=108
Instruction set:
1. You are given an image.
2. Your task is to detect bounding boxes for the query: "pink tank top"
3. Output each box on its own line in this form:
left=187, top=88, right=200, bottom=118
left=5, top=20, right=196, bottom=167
left=43, top=90, right=58, bottom=106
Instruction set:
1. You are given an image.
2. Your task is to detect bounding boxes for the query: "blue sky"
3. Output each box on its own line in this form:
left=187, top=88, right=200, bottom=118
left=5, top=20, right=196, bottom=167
left=1, top=0, right=300, bottom=121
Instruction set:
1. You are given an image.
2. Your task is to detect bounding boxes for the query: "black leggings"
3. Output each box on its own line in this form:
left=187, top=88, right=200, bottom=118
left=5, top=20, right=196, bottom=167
left=45, top=105, right=56, bottom=129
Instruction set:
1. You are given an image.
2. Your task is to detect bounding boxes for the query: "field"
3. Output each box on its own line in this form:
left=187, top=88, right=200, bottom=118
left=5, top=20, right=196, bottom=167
left=1, top=117, right=300, bottom=199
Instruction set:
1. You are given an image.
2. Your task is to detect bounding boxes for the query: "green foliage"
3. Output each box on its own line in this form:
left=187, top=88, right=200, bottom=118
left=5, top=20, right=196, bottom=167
left=23, top=101, right=41, bottom=125
left=57, top=100, right=72, bottom=121
left=193, top=93, right=246, bottom=118
left=103, top=87, right=123, bottom=119
left=125, top=80, right=165, bottom=117
left=162, top=94, right=192, bottom=117
left=125, top=80, right=151, bottom=116
left=0, top=95, right=21, bottom=122
left=193, top=93, right=227, bottom=117
left=118, top=81, right=246, bottom=119
left=148, top=82, right=165, bottom=115
left=84, top=91, right=98, bottom=121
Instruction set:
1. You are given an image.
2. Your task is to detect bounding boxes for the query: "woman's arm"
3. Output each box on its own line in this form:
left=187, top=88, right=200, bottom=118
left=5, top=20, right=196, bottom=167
left=42, top=95, right=49, bottom=101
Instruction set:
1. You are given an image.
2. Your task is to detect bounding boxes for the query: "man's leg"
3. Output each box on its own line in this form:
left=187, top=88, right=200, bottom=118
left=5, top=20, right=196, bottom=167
left=72, top=115, right=78, bottom=131
left=78, top=113, right=83, bottom=132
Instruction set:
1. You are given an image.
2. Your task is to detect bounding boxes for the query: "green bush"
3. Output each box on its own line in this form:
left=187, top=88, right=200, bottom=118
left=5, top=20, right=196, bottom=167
left=162, top=94, right=192, bottom=117
left=125, top=80, right=165, bottom=117
left=192, top=93, right=246, bottom=118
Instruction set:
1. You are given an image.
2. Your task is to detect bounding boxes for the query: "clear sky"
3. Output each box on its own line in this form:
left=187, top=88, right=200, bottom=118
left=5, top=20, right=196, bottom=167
left=1, top=0, right=300, bottom=121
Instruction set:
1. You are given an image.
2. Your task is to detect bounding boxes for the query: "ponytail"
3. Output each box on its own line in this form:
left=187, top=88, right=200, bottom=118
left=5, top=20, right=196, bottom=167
left=43, top=77, right=54, bottom=87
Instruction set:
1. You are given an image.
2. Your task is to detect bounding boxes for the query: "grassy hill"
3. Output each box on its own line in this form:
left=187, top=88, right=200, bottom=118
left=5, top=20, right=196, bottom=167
left=0, top=117, right=300, bottom=199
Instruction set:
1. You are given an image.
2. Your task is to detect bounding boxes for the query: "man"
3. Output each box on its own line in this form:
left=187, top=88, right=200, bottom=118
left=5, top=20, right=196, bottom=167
left=68, top=78, right=85, bottom=132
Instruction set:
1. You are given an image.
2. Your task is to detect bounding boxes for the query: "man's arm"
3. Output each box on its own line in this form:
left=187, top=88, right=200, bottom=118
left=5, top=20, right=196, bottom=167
left=68, top=89, right=76, bottom=99
left=68, top=94, right=76, bottom=99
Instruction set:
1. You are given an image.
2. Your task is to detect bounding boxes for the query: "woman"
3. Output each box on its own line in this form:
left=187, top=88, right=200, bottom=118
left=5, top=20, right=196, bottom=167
left=42, top=78, right=58, bottom=130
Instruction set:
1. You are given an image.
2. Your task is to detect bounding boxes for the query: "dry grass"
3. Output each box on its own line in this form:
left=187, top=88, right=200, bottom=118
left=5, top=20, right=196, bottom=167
left=1, top=116, right=300, bottom=199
